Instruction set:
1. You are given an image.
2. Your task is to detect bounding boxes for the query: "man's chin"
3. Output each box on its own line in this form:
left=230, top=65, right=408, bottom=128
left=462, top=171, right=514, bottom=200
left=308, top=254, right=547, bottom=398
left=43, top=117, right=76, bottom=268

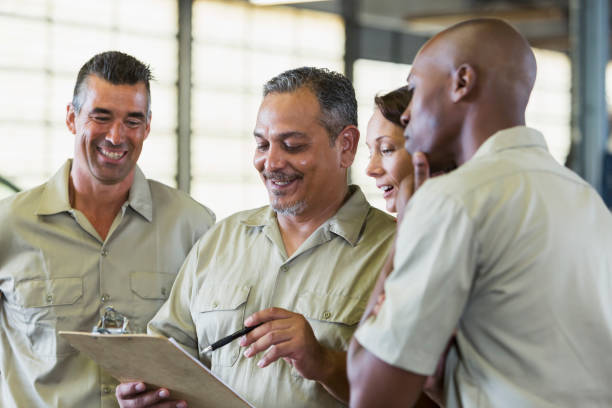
left=271, top=200, right=307, bottom=217
left=91, top=169, right=131, bottom=185
left=89, top=160, right=136, bottom=184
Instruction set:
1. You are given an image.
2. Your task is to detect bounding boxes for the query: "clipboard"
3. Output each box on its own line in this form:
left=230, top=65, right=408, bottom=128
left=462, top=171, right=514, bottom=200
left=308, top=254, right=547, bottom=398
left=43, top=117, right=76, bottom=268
left=59, top=331, right=254, bottom=408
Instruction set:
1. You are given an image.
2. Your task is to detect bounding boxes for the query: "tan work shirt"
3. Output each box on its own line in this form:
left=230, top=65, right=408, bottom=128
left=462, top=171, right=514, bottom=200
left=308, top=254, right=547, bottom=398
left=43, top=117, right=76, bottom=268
left=149, top=186, right=395, bottom=408
left=0, top=160, right=215, bottom=408
left=356, top=127, right=612, bottom=407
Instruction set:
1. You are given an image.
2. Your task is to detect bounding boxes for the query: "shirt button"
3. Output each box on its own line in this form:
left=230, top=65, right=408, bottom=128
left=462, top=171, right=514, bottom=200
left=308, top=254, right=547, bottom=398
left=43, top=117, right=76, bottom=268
left=46, top=294, right=53, bottom=304
left=212, top=301, right=219, bottom=309
left=161, top=287, right=167, bottom=296
left=323, top=311, right=331, bottom=320
left=101, top=249, right=108, bottom=257
left=101, top=294, right=111, bottom=302
left=280, top=266, right=287, bottom=273
left=103, top=386, right=112, bottom=394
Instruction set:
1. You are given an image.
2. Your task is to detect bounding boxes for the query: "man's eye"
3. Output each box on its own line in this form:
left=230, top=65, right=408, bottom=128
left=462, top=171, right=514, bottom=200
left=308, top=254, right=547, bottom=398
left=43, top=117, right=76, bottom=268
left=284, top=144, right=305, bottom=153
left=256, top=144, right=269, bottom=152
left=92, top=116, right=110, bottom=122
left=126, top=119, right=143, bottom=127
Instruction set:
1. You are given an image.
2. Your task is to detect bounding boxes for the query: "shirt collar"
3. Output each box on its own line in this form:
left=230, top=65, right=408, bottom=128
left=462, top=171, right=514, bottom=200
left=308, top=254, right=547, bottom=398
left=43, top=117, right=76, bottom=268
left=471, top=126, right=548, bottom=162
left=36, top=159, right=153, bottom=222
left=326, top=185, right=371, bottom=246
left=127, top=165, right=153, bottom=222
left=36, top=159, right=72, bottom=216
left=241, top=185, right=371, bottom=247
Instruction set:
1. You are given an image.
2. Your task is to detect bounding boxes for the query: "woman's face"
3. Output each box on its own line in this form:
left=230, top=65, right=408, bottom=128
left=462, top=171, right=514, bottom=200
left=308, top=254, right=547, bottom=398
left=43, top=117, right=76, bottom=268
left=365, top=108, right=413, bottom=213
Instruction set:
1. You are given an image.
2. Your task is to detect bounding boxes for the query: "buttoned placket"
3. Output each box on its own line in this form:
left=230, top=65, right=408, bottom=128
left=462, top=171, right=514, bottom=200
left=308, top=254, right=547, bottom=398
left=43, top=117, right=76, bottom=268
left=263, top=219, right=336, bottom=313
left=98, top=206, right=127, bottom=305
left=97, top=204, right=129, bottom=407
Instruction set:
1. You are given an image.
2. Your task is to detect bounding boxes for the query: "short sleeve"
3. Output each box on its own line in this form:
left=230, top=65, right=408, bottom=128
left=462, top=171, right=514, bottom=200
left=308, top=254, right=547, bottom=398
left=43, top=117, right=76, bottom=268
left=148, top=239, right=203, bottom=359
left=354, top=188, right=478, bottom=375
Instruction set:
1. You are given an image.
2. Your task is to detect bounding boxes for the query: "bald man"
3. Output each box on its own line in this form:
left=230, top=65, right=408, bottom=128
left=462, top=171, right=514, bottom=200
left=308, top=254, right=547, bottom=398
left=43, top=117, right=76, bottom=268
left=348, top=18, right=612, bottom=408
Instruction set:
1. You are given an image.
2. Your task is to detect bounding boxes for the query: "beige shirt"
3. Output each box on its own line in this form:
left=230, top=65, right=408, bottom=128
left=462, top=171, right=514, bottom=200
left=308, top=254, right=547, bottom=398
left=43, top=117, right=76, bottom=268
left=356, top=127, right=612, bottom=407
left=149, top=186, right=395, bottom=408
left=0, top=160, right=215, bottom=408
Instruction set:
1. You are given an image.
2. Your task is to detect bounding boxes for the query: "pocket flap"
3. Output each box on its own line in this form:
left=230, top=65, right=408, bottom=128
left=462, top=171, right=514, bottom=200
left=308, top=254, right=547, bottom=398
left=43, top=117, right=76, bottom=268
left=199, top=284, right=251, bottom=312
left=295, top=291, right=366, bottom=326
left=14, top=277, right=83, bottom=308
left=130, top=272, right=175, bottom=300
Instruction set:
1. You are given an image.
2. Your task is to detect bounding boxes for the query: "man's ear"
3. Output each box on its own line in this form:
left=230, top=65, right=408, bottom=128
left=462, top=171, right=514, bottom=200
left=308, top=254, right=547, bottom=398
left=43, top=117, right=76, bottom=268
left=451, top=64, right=476, bottom=103
left=66, top=104, right=77, bottom=135
left=144, top=111, right=152, bottom=140
left=336, top=125, right=360, bottom=169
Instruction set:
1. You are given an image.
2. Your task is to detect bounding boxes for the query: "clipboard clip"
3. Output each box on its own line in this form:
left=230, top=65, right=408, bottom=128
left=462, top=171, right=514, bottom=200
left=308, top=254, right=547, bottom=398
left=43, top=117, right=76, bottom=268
left=92, top=306, right=131, bottom=334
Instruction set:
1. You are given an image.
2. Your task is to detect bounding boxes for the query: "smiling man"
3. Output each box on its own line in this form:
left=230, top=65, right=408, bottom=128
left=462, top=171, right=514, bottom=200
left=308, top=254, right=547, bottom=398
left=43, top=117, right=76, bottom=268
left=116, top=67, right=396, bottom=408
left=0, top=51, right=215, bottom=407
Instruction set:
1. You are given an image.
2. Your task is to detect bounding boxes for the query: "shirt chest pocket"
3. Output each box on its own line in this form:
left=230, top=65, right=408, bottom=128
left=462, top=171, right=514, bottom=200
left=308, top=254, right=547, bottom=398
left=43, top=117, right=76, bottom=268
left=12, top=277, right=84, bottom=358
left=294, top=291, right=366, bottom=351
left=128, top=271, right=175, bottom=332
left=195, top=284, right=251, bottom=368
left=130, top=272, right=174, bottom=300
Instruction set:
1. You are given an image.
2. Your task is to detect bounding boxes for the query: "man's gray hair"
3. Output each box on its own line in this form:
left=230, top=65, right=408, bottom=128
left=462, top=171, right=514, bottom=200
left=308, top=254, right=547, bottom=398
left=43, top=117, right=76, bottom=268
left=263, top=67, right=357, bottom=145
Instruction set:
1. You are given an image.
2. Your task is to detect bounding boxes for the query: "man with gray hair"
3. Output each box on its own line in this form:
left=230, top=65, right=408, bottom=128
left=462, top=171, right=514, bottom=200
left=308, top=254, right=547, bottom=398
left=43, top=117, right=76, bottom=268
left=116, top=67, right=396, bottom=408
left=0, top=51, right=215, bottom=407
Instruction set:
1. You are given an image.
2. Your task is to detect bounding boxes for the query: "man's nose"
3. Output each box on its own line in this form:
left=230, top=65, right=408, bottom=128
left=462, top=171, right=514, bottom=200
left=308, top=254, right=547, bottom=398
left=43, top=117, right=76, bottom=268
left=106, top=121, right=124, bottom=145
left=264, top=144, right=286, bottom=172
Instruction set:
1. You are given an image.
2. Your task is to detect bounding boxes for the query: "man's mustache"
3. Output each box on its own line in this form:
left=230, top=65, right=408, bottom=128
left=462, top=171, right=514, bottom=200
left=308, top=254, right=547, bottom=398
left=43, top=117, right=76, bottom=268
left=262, top=171, right=303, bottom=182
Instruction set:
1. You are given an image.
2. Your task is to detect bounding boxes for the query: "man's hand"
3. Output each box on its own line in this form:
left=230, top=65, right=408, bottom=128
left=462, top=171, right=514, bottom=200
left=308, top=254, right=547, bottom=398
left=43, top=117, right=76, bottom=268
left=116, top=382, right=187, bottom=408
left=240, top=308, right=328, bottom=379
left=396, top=152, right=431, bottom=223
left=240, top=307, right=349, bottom=402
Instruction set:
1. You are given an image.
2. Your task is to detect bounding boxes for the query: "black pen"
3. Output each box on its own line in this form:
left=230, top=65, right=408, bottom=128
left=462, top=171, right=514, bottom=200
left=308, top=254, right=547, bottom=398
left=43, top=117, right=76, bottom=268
left=202, top=323, right=263, bottom=353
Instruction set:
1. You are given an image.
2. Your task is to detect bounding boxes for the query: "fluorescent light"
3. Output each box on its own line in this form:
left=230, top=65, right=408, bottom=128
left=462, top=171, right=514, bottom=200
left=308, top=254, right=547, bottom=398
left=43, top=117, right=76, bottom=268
left=250, top=0, right=329, bottom=5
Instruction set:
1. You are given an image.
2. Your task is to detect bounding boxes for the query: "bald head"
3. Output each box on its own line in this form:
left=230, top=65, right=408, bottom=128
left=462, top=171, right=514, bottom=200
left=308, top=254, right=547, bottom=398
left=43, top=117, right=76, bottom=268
left=402, top=18, right=537, bottom=170
left=428, top=18, right=537, bottom=107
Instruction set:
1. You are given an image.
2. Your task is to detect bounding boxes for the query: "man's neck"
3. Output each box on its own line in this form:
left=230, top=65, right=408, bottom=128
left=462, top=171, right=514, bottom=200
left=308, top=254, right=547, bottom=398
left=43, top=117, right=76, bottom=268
left=457, top=109, right=526, bottom=166
left=276, top=186, right=350, bottom=258
left=69, top=168, right=134, bottom=241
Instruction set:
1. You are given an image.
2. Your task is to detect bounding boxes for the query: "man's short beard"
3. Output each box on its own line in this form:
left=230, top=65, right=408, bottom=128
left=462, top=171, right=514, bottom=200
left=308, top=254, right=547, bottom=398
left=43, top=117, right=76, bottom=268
left=271, top=199, right=307, bottom=216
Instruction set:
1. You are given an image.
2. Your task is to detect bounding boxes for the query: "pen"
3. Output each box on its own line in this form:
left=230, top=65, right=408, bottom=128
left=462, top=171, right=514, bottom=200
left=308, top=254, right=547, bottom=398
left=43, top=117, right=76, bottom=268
left=203, top=323, right=263, bottom=353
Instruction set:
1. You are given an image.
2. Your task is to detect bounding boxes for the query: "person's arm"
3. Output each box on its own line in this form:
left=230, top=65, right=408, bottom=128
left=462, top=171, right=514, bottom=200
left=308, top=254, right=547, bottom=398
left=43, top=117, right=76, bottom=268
left=347, top=151, right=440, bottom=407
left=239, top=308, right=350, bottom=403
left=360, top=245, right=394, bottom=325
left=361, top=151, right=431, bottom=324
left=348, top=153, right=470, bottom=408
left=348, top=339, right=426, bottom=408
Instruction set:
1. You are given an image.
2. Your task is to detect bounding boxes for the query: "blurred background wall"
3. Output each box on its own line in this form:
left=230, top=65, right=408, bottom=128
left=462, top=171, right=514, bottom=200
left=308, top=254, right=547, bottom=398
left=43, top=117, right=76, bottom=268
left=1, top=0, right=610, bottom=218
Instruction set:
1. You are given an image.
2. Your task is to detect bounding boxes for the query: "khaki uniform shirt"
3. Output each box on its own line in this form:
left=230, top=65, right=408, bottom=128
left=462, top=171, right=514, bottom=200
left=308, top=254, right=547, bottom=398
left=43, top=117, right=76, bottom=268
left=0, top=160, right=215, bottom=408
left=356, top=127, right=612, bottom=407
left=149, top=186, right=395, bottom=408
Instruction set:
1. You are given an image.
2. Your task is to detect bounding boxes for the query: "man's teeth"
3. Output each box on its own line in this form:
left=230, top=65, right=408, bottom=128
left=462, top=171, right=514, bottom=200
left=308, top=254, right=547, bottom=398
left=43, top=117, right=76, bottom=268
left=100, top=148, right=123, bottom=160
left=382, top=185, right=393, bottom=192
left=272, top=180, right=292, bottom=186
